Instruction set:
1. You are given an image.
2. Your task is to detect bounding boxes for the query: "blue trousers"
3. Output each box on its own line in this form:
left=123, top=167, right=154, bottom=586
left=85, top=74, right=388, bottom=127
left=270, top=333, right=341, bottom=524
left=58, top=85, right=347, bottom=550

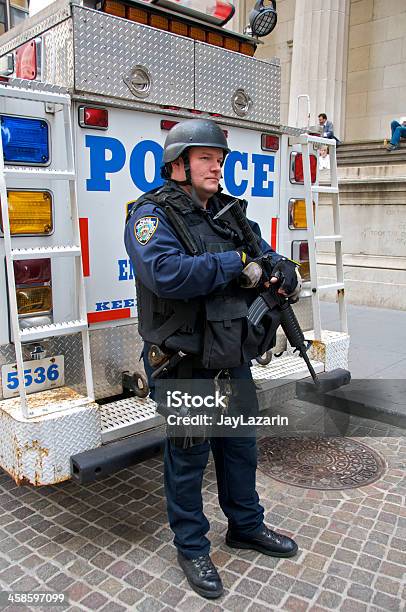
left=164, top=428, right=264, bottom=558
left=143, top=347, right=264, bottom=559
left=390, top=121, right=406, bottom=146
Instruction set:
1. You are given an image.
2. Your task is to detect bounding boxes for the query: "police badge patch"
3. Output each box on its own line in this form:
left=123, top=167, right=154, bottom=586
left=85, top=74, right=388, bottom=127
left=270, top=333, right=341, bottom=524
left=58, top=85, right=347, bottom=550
left=134, top=216, right=159, bottom=245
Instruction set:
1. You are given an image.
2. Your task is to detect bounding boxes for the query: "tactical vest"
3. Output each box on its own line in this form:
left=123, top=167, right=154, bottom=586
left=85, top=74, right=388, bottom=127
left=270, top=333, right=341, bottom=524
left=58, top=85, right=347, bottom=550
left=127, top=181, right=280, bottom=369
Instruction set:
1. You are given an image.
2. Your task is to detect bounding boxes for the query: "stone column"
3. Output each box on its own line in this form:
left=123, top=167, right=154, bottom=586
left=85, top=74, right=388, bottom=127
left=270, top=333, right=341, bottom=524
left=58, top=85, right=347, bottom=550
left=288, top=0, right=350, bottom=138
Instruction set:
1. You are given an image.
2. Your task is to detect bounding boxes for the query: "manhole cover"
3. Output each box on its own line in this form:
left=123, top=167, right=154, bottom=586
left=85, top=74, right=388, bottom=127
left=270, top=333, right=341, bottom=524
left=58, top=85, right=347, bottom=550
left=258, top=437, right=386, bottom=490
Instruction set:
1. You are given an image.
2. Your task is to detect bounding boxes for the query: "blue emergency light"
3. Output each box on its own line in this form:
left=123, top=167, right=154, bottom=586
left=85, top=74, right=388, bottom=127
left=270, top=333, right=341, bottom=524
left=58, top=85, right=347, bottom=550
left=1, top=115, right=50, bottom=164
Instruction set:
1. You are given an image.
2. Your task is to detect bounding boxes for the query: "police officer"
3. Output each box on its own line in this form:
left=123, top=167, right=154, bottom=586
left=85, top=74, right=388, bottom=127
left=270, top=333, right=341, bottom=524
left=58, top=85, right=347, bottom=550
left=125, top=119, right=299, bottom=600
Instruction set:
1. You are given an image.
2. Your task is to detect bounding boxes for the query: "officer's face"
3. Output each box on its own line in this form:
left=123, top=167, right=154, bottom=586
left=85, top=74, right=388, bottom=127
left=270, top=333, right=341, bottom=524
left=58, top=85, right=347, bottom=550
left=189, top=147, right=223, bottom=196
left=173, top=147, right=224, bottom=199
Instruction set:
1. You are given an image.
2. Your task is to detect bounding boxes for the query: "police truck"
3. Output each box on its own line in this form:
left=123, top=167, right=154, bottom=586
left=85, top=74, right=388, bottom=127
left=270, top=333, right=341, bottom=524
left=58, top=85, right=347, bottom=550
left=0, top=0, right=349, bottom=485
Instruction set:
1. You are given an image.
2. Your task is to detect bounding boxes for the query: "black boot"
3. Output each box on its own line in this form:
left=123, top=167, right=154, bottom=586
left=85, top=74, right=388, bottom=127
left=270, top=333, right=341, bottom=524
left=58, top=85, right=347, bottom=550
left=226, top=525, right=298, bottom=558
left=177, top=551, right=223, bottom=599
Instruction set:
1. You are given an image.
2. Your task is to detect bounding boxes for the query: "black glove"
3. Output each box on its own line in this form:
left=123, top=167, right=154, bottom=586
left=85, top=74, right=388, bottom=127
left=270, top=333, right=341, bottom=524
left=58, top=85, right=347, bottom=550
left=271, top=258, right=299, bottom=294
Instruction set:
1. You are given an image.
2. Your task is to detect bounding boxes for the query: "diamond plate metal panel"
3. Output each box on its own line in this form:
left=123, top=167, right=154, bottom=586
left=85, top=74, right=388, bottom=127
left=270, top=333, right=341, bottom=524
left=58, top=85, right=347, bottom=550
left=0, top=324, right=144, bottom=401
left=287, top=330, right=349, bottom=371
left=89, top=323, right=145, bottom=399
left=292, top=296, right=314, bottom=332
left=42, top=20, right=74, bottom=88
left=100, top=396, right=164, bottom=443
left=72, top=7, right=194, bottom=107
left=195, top=43, right=280, bottom=124
left=1, top=77, right=68, bottom=95
left=253, top=354, right=324, bottom=413
left=251, top=353, right=324, bottom=382
left=0, top=335, right=86, bottom=400
left=1, top=325, right=145, bottom=401
left=307, top=330, right=350, bottom=371
left=0, top=392, right=100, bottom=485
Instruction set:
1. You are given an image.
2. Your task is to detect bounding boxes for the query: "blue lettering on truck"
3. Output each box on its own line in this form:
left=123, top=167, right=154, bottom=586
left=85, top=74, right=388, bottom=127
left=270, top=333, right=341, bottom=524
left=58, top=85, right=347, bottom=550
left=95, top=298, right=135, bottom=311
left=85, top=135, right=275, bottom=198
left=118, top=259, right=135, bottom=281
left=223, top=151, right=248, bottom=196
left=251, top=154, right=274, bottom=197
left=86, top=136, right=126, bottom=191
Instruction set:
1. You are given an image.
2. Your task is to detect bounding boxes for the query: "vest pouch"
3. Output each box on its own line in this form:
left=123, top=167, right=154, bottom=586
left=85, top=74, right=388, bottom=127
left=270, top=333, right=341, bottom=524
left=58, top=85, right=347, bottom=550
left=165, top=331, right=202, bottom=355
left=242, top=306, right=281, bottom=363
left=202, top=295, right=248, bottom=369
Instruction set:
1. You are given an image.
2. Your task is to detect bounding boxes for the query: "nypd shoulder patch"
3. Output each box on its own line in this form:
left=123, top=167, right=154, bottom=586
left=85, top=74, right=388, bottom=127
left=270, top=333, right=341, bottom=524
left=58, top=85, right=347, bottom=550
left=134, top=216, right=159, bottom=245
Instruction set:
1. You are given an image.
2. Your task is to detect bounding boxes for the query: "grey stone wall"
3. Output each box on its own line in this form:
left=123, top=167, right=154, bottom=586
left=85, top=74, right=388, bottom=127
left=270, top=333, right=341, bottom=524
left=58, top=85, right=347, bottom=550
left=317, top=164, right=406, bottom=309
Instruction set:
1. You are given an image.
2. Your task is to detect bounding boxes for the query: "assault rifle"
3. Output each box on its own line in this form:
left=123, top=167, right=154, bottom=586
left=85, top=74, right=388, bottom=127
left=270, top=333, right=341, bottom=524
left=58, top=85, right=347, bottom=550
left=214, top=199, right=351, bottom=393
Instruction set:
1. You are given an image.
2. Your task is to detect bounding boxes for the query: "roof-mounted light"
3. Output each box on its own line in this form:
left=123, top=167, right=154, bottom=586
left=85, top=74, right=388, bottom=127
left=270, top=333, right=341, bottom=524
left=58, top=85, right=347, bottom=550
left=154, top=0, right=235, bottom=27
left=249, top=0, right=277, bottom=38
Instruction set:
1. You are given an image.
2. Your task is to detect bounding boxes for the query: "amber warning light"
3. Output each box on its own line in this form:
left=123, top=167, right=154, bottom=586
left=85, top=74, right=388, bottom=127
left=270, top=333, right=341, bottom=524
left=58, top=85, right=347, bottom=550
left=13, top=258, right=52, bottom=316
left=292, top=241, right=310, bottom=282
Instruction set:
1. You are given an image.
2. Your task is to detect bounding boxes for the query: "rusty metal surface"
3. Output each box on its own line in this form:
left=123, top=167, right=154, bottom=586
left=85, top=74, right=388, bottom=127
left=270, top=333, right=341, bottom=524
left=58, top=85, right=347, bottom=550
left=0, top=387, right=101, bottom=485
left=305, top=330, right=350, bottom=371
left=0, top=386, right=87, bottom=418
left=258, top=437, right=387, bottom=490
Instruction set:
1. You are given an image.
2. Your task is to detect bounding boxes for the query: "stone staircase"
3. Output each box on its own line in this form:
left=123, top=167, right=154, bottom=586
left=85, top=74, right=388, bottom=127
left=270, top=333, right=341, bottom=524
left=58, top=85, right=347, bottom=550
left=336, top=139, right=406, bottom=166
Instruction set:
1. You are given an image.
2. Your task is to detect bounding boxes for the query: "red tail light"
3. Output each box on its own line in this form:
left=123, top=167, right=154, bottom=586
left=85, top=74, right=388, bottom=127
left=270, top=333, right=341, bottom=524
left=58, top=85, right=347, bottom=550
left=161, top=120, right=179, bottom=131
left=290, top=153, right=317, bottom=184
left=15, top=41, right=37, bottom=80
left=261, top=134, right=279, bottom=152
left=213, top=0, right=235, bottom=24
left=160, top=119, right=227, bottom=138
left=13, top=259, right=51, bottom=285
left=78, top=106, right=108, bottom=130
left=299, top=241, right=309, bottom=261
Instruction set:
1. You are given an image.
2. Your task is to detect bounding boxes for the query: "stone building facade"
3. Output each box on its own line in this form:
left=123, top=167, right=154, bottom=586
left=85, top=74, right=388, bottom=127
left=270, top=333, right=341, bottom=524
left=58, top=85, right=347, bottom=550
left=236, top=0, right=406, bottom=310
left=237, top=0, right=406, bottom=141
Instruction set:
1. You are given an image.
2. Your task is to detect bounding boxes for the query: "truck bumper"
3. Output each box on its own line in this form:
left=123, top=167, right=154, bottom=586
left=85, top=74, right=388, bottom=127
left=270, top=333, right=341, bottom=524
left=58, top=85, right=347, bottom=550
left=70, top=426, right=165, bottom=484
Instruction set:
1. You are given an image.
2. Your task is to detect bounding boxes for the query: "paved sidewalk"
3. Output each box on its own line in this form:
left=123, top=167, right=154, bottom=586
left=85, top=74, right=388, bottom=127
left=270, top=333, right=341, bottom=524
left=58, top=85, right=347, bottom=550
left=320, top=302, right=406, bottom=421
left=0, top=303, right=405, bottom=612
left=320, top=301, right=406, bottom=380
left=0, top=425, right=405, bottom=612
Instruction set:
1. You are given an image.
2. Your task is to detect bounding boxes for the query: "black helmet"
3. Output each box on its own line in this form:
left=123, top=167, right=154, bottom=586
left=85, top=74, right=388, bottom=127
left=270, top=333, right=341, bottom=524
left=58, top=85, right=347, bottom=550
left=163, top=118, right=230, bottom=163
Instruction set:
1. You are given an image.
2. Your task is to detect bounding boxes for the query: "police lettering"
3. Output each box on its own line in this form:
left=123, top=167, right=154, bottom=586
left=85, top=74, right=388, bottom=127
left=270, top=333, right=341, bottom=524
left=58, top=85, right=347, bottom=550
left=118, top=259, right=135, bottom=281
left=95, top=298, right=135, bottom=311
left=85, top=135, right=274, bottom=198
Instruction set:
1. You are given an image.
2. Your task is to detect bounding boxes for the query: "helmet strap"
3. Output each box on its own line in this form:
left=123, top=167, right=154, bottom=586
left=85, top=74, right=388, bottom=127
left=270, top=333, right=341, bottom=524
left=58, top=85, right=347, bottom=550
left=168, top=150, right=192, bottom=186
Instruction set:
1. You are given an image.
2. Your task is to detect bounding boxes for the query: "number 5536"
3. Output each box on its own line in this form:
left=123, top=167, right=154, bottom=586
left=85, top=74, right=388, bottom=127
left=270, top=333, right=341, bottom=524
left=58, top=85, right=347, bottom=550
left=7, top=364, right=59, bottom=390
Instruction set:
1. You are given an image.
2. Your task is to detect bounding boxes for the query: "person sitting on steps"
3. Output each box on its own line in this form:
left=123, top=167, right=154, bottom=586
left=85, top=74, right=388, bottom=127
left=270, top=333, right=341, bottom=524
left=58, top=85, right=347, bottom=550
left=386, top=117, right=406, bottom=151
